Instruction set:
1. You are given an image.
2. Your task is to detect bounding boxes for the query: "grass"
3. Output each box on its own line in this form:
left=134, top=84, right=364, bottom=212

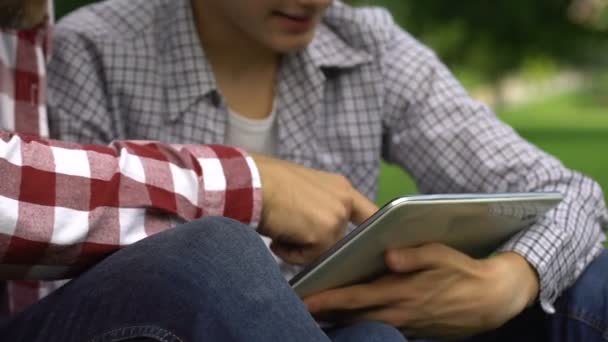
left=499, top=91, right=608, bottom=130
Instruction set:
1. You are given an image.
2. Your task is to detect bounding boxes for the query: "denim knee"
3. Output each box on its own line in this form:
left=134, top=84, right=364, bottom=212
left=137, top=216, right=266, bottom=262
left=82, top=216, right=271, bottom=300
left=156, top=216, right=260, bottom=248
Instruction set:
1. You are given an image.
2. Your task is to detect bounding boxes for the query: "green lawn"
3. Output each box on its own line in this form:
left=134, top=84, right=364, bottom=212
left=376, top=91, right=608, bottom=206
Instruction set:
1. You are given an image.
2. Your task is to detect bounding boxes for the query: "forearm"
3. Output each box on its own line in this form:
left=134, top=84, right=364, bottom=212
left=0, top=132, right=261, bottom=279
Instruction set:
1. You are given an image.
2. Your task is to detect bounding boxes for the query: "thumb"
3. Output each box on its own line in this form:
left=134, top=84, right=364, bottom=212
left=349, top=190, right=379, bottom=225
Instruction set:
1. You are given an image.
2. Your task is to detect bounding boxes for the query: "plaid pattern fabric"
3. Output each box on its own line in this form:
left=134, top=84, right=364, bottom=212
left=48, top=0, right=607, bottom=314
left=0, top=23, right=49, bottom=137
left=0, top=11, right=261, bottom=318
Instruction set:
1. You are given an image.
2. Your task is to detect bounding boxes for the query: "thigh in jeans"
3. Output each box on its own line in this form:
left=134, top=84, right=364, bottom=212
left=0, top=217, right=330, bottom=342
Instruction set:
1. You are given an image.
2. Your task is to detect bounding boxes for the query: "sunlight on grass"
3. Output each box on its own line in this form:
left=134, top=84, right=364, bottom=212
left=499, top=91, right=608, bottom=130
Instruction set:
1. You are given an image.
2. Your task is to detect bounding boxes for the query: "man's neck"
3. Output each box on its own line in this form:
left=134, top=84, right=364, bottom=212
left=190, top=0, right=280, bottom=120
left=191, top=0, right=280, bottom=78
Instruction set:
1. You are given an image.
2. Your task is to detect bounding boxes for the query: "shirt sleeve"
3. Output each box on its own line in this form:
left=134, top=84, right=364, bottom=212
left=380, top=23, right=608, bottom=312
left=0, top=131, right=262, bottom=280
left=26, top=11, right=263, bottom=280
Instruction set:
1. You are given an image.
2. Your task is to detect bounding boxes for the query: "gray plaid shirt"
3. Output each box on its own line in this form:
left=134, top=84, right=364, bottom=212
left=48, top=0, right=607, bottom=312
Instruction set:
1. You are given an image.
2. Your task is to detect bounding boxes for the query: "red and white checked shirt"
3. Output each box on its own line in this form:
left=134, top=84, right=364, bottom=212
left=0, top=19, right=262, bottom=318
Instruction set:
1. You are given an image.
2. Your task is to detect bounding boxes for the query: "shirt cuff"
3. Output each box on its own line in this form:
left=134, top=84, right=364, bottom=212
left=180, top=144, right=263, bottom=228
left=244, top=152, right=263, bottom=229
left=213, top=146, right=262, bottom=228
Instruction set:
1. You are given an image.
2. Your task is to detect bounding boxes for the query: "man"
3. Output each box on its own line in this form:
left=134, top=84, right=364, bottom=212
left=0, top=0, right=404, bottom=341
left=46, top=0, right=608, bottom=340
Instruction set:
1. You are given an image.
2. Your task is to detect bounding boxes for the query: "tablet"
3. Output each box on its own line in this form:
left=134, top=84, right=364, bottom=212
left=289, top=192, right=563, bottom=298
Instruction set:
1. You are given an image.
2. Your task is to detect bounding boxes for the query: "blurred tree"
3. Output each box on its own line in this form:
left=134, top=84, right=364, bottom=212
left=569, top=0, right=608, bottom=30
left=352, top=0, right=607, bottom=102
left=56, top=0, right=97, bottom=18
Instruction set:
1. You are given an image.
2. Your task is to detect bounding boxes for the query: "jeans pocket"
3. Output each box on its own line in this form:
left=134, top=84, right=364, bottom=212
left=87, top=325, right=183, bottom=342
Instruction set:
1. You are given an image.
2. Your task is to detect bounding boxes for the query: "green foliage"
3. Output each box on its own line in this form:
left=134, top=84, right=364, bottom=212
left=55, top=0, right=97, bottom=18
left=353, top=0, right=607, bottom=84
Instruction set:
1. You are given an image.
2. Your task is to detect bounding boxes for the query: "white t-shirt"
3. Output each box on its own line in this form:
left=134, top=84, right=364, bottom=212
left=225, top=109, right=277, bottom=155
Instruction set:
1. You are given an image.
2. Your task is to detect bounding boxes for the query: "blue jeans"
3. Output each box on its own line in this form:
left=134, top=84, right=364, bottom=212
left=1, top=217, right=606, bottom=341
left=0, top=217, right=404, bottom=342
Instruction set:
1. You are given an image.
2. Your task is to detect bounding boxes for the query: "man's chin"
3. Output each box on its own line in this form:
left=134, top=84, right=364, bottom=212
left=271, top=36, right=316, bottom=54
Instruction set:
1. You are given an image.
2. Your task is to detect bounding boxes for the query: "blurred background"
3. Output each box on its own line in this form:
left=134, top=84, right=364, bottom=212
left=56, top=0, right=608, bottom=205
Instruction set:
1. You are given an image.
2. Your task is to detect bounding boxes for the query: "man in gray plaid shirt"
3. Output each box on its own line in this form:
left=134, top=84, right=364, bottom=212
left=45, top=0, right=608, bottom=341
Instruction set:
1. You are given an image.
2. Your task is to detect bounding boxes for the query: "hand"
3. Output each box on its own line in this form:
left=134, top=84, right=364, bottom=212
left=304, top=244, right=539, bottom=339
left=252, top=154, right=378, bottom=265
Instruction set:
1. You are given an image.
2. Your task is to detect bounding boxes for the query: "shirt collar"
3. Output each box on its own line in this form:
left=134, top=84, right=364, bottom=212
left=307, top=23, right=373, bottom=69
left=159, top=0, right=216, bottom=121
left=159, top=0, right=373, bottom=120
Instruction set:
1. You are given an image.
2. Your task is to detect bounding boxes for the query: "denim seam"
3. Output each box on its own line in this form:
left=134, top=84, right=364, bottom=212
left=554, top=310, right=608, bottom=341
left=86, top=325, right=184, bottom=342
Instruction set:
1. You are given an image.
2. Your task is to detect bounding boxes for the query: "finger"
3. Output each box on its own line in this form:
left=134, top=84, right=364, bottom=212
left=270, top=241, right=318, bottom=265
left=349, top=189, right=379, bottom=225
left=385, top=243, right=453, bottom=273
left=303, top=279, right=398, bottom=314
